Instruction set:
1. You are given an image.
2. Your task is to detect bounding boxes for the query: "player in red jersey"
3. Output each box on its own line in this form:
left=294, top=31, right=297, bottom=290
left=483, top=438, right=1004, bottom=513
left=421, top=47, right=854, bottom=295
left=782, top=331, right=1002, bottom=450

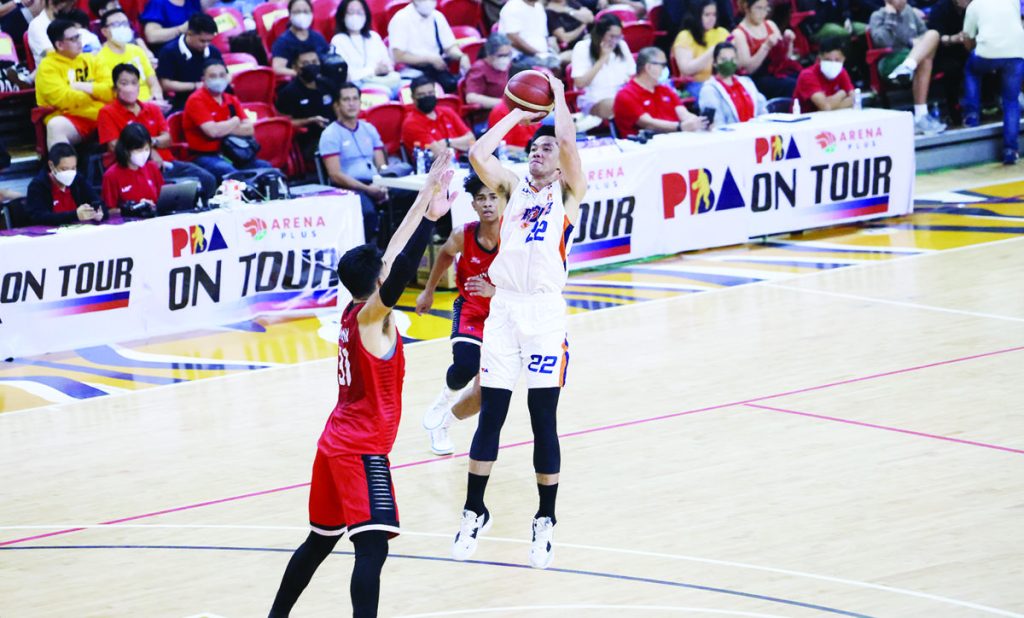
left=269, top=152, right=459, bottom=618
left=415, top=172, right=503, bottom=456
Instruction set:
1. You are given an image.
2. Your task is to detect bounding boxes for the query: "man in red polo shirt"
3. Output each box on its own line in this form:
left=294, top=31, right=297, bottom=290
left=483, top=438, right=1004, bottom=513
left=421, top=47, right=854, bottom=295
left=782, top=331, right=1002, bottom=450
left=182, top=58, right=273, bottom=182
left=401, top=75, right=476, bottom=159
left=793, top=38, right=855, bottom=113
left=98, top=63, right=217, bottom=204
left=613, top=46, right=707, bottom=138
left=25, top=142, right=108, bottom=226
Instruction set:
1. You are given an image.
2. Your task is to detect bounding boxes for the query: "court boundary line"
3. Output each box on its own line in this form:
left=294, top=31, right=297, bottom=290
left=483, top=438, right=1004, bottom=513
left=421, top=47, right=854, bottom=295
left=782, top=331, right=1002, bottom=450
left=745, top=403, right=1024, bottom=455
left=762, top=284, right=1024, bottom=323
left=3, top=236, right=1023, bottom=419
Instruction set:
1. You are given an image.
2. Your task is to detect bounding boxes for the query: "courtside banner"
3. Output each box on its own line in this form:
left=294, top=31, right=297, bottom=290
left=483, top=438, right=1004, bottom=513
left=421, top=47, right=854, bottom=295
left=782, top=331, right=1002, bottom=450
left=0, top=195, right=363, bottom=358
left=448, top=108, right=914, bottom=271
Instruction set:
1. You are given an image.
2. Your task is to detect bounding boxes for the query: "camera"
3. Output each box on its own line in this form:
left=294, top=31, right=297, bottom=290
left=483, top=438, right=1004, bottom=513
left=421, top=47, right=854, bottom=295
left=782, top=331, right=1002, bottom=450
left=121, top=200, right=156, bottom=219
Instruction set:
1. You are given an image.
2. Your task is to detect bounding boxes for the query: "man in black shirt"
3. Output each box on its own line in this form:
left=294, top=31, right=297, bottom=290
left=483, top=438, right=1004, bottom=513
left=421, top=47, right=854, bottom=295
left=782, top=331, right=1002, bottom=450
left=927, top=0, right=969, bottom=124
left=157, top=13, right=222, bottom=112
left=275, top=46, right=334, bottom=168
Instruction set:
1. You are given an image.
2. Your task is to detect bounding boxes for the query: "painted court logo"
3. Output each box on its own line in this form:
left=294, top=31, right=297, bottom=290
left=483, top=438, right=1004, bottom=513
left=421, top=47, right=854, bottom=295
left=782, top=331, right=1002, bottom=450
left=171, top=224, right=228, bottom=258
left=244, top=217, right=268, bottom=240
left=816, top=131, right=837, bottom=153
left=661, top=168, right=746, bottom=218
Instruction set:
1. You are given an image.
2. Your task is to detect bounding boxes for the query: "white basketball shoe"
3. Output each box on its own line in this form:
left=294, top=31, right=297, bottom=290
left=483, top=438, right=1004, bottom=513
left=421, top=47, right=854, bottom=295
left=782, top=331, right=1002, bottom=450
left=452, top=509, right=492, bottom=561
left=429, top=412, right=455, bottom=456
left=423, top=386, right=457, bottom=430
left=528, top=516, right=555, bottom=569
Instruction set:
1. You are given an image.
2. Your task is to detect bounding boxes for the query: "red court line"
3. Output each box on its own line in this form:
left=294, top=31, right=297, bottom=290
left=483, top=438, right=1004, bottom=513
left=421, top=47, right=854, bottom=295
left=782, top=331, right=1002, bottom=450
left=746, top=403, right=1024, bottom=455
left=2, top=343, right=1022, bottom=547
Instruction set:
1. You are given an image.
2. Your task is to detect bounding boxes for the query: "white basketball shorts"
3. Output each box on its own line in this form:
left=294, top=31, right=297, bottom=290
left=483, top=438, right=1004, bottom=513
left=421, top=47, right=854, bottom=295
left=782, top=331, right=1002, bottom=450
left=479, top=290, right=569, bottom=391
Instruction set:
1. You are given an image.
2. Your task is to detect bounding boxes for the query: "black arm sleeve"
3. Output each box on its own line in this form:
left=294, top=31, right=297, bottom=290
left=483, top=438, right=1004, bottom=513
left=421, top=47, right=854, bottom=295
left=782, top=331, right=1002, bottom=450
left=25, top=176, right=77, bottom=226
left=378, top=217, right=435, bottom=308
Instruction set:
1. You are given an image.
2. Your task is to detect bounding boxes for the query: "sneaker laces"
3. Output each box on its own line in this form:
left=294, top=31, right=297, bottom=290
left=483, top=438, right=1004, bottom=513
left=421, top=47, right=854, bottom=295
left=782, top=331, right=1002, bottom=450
left=532, top=517, right=553, bottom=543
left=459, top=510, right=482, bottom=539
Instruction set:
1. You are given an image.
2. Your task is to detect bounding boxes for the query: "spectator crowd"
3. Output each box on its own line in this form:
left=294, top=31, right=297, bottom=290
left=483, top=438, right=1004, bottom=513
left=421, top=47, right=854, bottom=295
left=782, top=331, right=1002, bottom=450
left=1, top=0, right=1021, bottom=228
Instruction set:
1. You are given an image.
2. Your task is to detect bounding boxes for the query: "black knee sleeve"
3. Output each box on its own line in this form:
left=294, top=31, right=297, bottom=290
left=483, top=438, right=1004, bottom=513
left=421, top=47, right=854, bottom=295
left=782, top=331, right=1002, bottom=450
left=350, top=531, right=389, bottom=618
left=446, top=342, right=480, bottom=390
left=469, top=387, right=512, bottom=461
left=528, top=388, right=561, bottom=474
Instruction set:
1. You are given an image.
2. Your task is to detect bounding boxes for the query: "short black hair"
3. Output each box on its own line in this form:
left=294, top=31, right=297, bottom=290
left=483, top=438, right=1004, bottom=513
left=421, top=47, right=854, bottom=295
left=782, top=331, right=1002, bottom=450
left=410, top=75, right=435, bottom=92
left=712, top=41, right=737, bottom=67
left=508, top=58, right=532, bottom=79
left=337, top=243, right=384, bottom=300
left=464, top=171, right=485, bottom=197
left=188, top=12, right=218, bottom=35
left=112, top=62, right=140, bottom=84
left=336, top=80, right=361, bottom=99
left=290, top=41, right=319, bottom=67
left=46, top=18, right=77, bottom=46
left=48, top=142, right=77, bottom=166
left=88, top=0, right=113, bottom=18
left=202, top=57, right=228, bottom=73
left=99, top=7, right=127, bottom=27
left=56, top=7, right=90, bottom=27
left=818, top=37, right=846, bottom=55
left=114, top=122, right=152, bottom=168
left=526, top=125, right=556, bottom=152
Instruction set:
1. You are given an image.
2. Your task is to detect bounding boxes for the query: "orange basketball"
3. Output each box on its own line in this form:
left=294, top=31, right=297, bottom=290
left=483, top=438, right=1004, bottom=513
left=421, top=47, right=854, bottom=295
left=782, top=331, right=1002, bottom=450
left=504, top=70, right=555, bottom=113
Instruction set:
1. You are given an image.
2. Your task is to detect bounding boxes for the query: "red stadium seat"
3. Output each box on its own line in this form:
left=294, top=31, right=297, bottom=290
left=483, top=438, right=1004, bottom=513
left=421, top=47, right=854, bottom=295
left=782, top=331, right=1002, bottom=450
left=166, top=111, right=192, bottom=160
left=242, top=102, right=278, bottom=119
left=253, top=2, right=290, bottom=49
left=208, top=6, right=245, bottom=53
left=253, top=117, right=294, bottom=171
left=864, top=27, right=893, bottom=102
left=645, top=4, right=667, bottom=38
left=30, top=106, right=55, bottom=158
left=232, top=67, right=277, bottom=104
left=440, top=0, right=483, bottom=31
left=460, top=39, right=483, bottom=62
left=22, top=32, right=34, bottom=71
left=788, top=0, right=816, bottom=57
left=313, top=0, right=342, bottom=40
left=450, top=25, right=482, bottom=42
left=595, top=5, right=638, bottom=24
left=361, top=102, right=406, bottom=158
left=622, top=22, right=654, bottom=51
left=368, top=0, right=390, bottom=34
left=267, top=15, right=291, bottom=52
left=384, top=0, right=411, bottom=32
left=223, top=51, right=260, bottom=74
left=437, top=93, right=461, bottom=115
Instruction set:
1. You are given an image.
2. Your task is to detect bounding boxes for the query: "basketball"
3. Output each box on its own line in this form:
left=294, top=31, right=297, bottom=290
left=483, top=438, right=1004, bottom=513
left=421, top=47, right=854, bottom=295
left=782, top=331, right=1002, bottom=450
left=504, top=70, right=555, bottom=114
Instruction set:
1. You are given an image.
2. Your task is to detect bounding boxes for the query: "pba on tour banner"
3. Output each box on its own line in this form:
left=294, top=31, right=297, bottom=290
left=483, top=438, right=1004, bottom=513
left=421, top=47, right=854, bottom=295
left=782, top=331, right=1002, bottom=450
left=448, top=109, right=914, bottom=269
left=0, top=196, right=364, bottom=358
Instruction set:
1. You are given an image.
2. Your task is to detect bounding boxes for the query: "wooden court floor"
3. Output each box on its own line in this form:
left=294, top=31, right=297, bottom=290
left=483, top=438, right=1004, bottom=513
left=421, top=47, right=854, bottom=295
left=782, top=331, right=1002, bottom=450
left=2, top=180, right=1024, bottom=617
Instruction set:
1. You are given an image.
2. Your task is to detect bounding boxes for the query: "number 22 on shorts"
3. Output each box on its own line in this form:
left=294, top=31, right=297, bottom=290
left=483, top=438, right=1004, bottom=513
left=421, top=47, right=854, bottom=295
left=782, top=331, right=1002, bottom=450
left=528, top=354, right=557, bottom=374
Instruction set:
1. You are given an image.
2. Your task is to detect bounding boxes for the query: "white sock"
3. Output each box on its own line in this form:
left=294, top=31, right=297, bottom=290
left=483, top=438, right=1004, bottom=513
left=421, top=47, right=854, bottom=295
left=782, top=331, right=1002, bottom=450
left=441, top=385, right=458, bottom=402
left=914, top=104, right=928, bottom=119
left=902, top=57, right=918, bottom=72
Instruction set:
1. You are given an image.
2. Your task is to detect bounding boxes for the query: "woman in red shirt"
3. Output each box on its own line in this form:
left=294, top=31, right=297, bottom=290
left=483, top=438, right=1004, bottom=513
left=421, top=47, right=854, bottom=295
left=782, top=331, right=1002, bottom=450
left=102, top=122, right=165, bottom=212
left=731, top=0, right=801, bottom=98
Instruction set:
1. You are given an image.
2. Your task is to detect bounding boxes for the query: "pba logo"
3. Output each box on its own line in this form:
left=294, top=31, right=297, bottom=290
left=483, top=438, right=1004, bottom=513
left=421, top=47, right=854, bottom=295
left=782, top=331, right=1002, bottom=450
left=754, top=135, right=802, bottom=164
left=661, top=168, right=745, bottom=218
left=244, top=217, right=268, bottom=240
left=171, top=224, right=228, bottom=258
left=816, top=131, right=837, bottom=153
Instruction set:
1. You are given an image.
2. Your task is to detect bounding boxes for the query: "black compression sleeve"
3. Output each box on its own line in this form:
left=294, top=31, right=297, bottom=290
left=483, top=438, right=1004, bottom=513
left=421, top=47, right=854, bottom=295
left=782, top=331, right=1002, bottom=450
left=378, top=217, right=435, bottom=307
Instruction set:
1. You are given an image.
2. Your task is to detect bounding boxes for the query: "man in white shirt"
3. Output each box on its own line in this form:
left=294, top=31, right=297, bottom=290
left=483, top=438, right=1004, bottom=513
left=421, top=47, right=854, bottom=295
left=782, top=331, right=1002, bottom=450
left=499, top=0, right=559, bottom=68
left=388, top=0, right=469, bottom=92
left=961, top=0, right=1024, bottom=164
left=26, top=0, right=74, bottom=66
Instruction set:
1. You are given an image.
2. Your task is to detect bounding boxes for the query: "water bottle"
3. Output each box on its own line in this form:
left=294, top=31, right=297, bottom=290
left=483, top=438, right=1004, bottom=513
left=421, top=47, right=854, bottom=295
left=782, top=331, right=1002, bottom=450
left=929, top=101, right=940, bottom=120
left=792, top=98, right=801, bottom=115
left=498, top=140, right=508, bottom=163
left=853, top=87, right=863, bottom=110
left=414, top=144, right=425, bottom=175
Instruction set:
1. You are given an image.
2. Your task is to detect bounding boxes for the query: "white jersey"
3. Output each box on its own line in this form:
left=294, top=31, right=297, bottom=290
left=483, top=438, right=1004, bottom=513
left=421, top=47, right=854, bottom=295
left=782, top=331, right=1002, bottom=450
left=488, top=176, right=574, bottom=295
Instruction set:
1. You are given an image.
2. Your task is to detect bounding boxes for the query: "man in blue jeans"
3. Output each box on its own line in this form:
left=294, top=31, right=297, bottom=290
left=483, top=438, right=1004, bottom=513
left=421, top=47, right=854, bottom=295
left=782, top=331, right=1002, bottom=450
left=182, top=58, right=274, bottom=182
left=961, top=0, right=1024, bottom=165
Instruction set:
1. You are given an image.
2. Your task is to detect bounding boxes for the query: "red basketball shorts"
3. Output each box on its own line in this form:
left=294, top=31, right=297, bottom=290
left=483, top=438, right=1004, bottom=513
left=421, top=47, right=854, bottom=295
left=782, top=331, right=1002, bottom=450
left=308, top=451, right=400, bottom=539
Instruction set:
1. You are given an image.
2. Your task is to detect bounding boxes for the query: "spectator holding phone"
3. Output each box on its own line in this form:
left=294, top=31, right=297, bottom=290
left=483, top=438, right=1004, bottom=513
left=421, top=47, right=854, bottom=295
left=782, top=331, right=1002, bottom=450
left=26, top=142, right=108, bottom=225
left=102, top=123, right=164, bottom=210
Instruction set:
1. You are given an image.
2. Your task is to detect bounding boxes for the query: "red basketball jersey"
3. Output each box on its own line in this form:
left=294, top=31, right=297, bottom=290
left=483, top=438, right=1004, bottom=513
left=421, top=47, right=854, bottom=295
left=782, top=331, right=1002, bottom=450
left=455, top=222, right=498, bottom=313
left=318, top=302, right=406, bottom=457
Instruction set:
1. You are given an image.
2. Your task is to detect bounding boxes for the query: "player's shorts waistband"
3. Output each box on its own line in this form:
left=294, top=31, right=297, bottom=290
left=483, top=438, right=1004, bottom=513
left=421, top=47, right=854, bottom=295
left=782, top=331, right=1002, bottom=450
left=493, top=288, right=564, bottom=302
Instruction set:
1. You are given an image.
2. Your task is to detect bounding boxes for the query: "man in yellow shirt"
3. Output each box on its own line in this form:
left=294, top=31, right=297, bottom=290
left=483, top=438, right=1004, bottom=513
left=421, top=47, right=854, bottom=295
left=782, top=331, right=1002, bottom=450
left=93, top=8, right=167, bottom=109
left=35, top=18, right=114, bottom=148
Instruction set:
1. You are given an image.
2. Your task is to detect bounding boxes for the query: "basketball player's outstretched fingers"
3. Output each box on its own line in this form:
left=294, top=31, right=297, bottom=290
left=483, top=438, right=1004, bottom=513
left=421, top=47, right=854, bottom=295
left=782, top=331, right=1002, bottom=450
left=522, top=110, right=548, bottom=124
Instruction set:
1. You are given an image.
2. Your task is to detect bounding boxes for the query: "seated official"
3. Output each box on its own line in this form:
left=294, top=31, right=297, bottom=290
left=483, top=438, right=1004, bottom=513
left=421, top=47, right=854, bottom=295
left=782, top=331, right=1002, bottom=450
left=697, top=42, right=768, bottom=126
left=270, top=0, right=331, bottom=77
left=94, top=9, right=167, bottom=108
left=141, top=0, right=215, bottom=48
left=35, top=19, right=114, bottom=148
left=157, top=13, right=222, bottom=112
left=102, top=123, right=165, bottom=209
left=26, top=142, right=108, bottom=226
left=276, top=46, right=334, bottom=165
left=793, top=38, right=855, bottom=112
left=183, top=58, right=273, bottom=181
left=98, top=64, right=217, bottom=203
left=613, top=46, right=707, bottom=138
left=319, top=81, right=388, bottom=244
left=401, top=75, right=475, bottom=159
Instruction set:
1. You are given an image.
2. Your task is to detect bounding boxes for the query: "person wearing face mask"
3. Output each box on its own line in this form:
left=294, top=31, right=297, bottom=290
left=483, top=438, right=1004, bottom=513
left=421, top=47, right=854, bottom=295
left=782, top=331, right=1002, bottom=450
left=613, top=46, right=707, bottom=138
left=270, top=0, right=330, bottom=77
left=36, top=19, right=115, bottom=148
left=98, top=64, right=217, bottom=204
left=89, top=0, right=157, bottom=62
left=101, top=122, right=164, bottom=210
left=793, top=38, right=854, bottom=112
left=498, top=0, right=560, bottom=69
left=697, top=42, right=768, bottom=126
left=26, top=142, right=108, bottom=226
left=571, top=14, right=635, bottom=121
left=183, top=58, right=274, bottom=181
left=463, top=33, right=514, bottom=132
left=277, top=46, right=334, bottom=166
left=157, top=13, right=222, bottom=112
left=401, top=75, right=475, bottom=159
left=388, top=0, right=468, bottom=93
left=331, top=0, right=401, bottom=95
left=94, top=9, right=166, bottom=107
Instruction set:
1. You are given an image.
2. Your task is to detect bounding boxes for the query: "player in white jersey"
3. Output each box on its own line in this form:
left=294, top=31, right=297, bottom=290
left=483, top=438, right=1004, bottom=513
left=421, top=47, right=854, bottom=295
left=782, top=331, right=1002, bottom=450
left=450, top=75, right=587, bottom=569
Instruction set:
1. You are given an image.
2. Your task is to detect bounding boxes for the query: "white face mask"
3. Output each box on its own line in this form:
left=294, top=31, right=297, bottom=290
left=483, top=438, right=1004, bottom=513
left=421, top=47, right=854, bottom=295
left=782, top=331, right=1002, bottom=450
left=53, top=169, right=77, bottom=186
left=110, top=25, right=134, bottom=44
left=491, top=56, right=512, bottom=71
left=659, top=66, right=670, bottom=84
left=130, top=148, right=150, bottom=168
left=819, top=59, right=843, bottom=80
left=345, top=14, right=366, bottom=32
left=414, top=0, right=436, bottom=16
left=291, top=12, right=313, bottom=29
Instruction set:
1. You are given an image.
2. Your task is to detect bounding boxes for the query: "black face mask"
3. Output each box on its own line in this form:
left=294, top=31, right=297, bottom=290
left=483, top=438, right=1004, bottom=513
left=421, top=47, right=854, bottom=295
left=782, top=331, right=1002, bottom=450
left=299, top=63, right=321, bottom=82
left=415, top=95, right=437, bottom=114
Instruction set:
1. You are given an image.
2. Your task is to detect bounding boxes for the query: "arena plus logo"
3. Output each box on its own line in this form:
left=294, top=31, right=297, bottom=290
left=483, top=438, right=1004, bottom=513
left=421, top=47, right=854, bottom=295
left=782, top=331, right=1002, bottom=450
left=585, top=165, right=625, bottom=191
left=816, top=131, right=837, bottom=153
left=661, top=168, right=745, bottom=218
left=816, top=126, right=883, bottom=153
left=246, top=215, right=328, bottom=240
left=754, top=135, right=801, bottom=164
left=243, top=217, right=268, bottom=240
left=171, top=224, right=228, bottom=258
